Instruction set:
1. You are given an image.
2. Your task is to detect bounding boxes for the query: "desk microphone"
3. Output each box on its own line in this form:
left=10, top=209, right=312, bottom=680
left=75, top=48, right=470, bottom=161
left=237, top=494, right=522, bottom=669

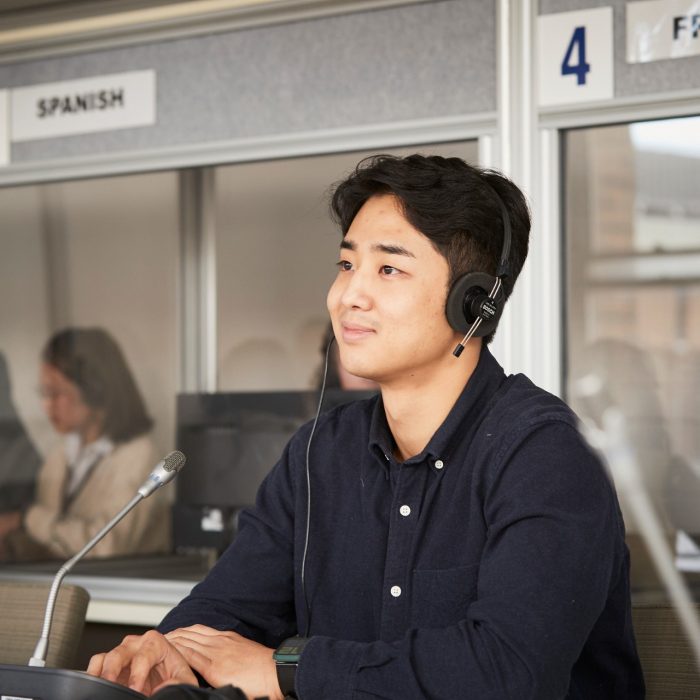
left=28, top=450, right=186, bottom=668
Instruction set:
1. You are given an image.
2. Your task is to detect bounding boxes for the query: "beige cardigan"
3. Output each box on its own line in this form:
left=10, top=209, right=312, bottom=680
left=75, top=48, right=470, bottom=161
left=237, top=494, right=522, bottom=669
left=23, top=434, right=170, bottom=558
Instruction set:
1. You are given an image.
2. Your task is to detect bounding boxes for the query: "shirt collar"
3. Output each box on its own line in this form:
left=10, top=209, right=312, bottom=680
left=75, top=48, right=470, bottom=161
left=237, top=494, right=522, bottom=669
left=368, top=345, right=507, bottom=471
left=63, top=432, right=114, bottom=498
left=64, top=432, right=114, bottom=467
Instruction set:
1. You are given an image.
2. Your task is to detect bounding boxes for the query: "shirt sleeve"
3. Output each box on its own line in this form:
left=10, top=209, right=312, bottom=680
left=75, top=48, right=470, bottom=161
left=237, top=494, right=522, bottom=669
left=296, top=422, right=626, bottom=700
left=158, top=438, right=300, bottom=648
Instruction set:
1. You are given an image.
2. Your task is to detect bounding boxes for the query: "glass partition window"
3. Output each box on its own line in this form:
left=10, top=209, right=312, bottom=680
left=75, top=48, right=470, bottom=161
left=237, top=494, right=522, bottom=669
left=0, top=141, right=480, bottom=564
left=214, top=141, right=479, bottom=391
left=0, top=173, right=180, bottom=458
left=563, top=116, right=700, bottom=591
left=0, top=172, right=180, bottom=515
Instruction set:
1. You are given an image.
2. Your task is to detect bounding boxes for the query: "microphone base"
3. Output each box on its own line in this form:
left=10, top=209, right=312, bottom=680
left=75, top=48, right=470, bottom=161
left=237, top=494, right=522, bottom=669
left=0, top=664, right=145, bottom=699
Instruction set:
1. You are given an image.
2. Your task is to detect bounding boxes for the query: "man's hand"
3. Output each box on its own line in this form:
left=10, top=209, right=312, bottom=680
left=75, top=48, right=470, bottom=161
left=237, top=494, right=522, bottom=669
left=86, top=629, right=198, bottom=695
left=166, top=625, right=284, bottom=700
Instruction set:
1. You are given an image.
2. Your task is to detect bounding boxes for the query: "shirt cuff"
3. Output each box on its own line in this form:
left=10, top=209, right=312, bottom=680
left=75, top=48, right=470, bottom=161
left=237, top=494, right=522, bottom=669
left=295, top=636, right=365, bottom=700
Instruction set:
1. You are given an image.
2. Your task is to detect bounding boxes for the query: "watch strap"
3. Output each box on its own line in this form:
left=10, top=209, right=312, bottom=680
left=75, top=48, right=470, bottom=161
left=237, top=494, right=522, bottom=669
left=276, top=662, right=297, bottom=699
left=274, top=636, right=310, bottom=699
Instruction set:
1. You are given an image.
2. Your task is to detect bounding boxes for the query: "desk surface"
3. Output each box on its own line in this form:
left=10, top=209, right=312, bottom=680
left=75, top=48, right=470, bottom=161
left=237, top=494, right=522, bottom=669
left=0, top=553, right=214, bottom=626
left=7, top=552, right=698, bottom=626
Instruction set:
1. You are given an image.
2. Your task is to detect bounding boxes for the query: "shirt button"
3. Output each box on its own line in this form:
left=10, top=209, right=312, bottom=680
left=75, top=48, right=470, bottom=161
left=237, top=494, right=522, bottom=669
left=399, top=505, right=411, bottom=517
left=435, top=459, right=444, bottom=469
left=390, top=585, right=402, bottom=597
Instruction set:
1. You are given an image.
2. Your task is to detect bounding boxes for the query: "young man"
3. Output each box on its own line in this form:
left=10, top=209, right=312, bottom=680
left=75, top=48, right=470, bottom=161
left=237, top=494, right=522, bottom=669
left=89, top=155, right=644, bottom=699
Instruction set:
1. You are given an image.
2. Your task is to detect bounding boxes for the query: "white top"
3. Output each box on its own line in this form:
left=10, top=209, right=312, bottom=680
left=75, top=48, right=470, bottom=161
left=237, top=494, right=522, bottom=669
left=63, top=432, right=114, bottom=497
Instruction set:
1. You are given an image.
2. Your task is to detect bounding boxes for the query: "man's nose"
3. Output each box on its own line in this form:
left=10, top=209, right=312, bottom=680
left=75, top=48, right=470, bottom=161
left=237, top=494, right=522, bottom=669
left=340, top=267, right=372, bottom=310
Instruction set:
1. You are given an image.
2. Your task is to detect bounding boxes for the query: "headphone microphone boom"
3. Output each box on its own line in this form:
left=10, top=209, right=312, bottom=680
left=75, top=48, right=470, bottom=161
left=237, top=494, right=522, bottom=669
left=446, top=183, right=513, bottom=357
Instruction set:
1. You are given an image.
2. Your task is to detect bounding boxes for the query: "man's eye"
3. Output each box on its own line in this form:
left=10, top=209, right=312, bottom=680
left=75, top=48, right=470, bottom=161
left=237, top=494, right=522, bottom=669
left=381, top=265, right=400, bottom=275
left=336, top=260, right=353, bottom=271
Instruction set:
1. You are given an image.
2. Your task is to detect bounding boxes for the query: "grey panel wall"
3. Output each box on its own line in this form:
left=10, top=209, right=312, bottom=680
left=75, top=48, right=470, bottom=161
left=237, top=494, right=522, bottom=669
left=541, top=0, right=700, bottom=98
left=0, top=0, right=496, bottom=164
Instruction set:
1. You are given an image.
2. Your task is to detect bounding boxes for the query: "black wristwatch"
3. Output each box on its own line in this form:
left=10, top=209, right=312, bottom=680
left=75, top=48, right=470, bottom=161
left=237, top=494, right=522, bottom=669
left=273, top=636, right=309, bottom=699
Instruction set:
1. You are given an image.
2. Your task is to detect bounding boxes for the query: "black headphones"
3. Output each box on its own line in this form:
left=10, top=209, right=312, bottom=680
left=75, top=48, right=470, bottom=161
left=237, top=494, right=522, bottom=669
left=445, top=184, right=513, bottom=357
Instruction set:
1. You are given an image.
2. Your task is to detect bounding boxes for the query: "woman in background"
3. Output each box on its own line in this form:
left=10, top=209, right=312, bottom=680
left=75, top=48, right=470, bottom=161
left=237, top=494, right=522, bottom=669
left=1, top=328, right=170, bottom=561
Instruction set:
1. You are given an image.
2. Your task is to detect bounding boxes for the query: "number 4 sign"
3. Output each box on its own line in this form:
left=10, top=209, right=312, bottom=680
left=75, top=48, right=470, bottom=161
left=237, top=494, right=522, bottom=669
left=538, top=7, right=614, bottom=107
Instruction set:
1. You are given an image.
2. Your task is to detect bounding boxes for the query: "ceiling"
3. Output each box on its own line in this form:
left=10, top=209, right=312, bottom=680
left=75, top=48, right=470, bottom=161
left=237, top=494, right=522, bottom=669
left=0, top=0, right=300, bottom=57
left=0, top=1, right=198, bottom=29
left=0, top=0, right=405, bottom=59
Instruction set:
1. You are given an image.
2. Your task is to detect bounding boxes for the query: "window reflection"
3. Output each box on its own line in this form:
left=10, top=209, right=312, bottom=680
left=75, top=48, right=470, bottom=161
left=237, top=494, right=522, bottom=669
left=565, top=116, right=700, bottom=589
left=0, top=172, right=179, bottom=562
left=0, top=172, right=179, bottom=461
left=1, top=328, right=169, bottom=562
left=214, top=141, right=479, bottom=391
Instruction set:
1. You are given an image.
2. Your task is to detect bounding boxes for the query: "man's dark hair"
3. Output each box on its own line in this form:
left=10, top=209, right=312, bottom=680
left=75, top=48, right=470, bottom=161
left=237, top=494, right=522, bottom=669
left=330, top=154, right=531, bottom=343
left=42, top=327, right=153, bottom=443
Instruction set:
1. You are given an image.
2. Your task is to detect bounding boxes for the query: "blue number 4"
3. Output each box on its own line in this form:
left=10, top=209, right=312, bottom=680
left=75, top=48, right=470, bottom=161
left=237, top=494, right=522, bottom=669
left=561, top=26, right=590, bottom=86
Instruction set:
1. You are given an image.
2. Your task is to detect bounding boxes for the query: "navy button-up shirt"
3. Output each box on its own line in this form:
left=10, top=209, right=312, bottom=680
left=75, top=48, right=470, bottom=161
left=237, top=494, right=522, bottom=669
left=160, top=347, right=644, bottom=699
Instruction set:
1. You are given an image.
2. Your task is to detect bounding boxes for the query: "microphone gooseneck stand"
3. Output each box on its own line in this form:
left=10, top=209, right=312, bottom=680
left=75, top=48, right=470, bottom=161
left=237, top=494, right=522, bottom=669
left=29, top=448, right=186, bottom=667
left=1, top=451, right=187, bottom=699
left=29, top=492, right=145, bottom=667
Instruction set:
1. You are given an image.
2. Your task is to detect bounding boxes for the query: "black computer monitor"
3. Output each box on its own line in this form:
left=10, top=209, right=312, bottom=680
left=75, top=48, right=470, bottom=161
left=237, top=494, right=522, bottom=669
left=173, top=389, right=376, bottom=551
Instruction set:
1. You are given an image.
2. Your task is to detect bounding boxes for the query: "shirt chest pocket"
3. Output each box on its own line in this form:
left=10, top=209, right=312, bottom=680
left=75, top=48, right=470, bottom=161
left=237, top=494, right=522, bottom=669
left=410, top=563, right=479, bottom=629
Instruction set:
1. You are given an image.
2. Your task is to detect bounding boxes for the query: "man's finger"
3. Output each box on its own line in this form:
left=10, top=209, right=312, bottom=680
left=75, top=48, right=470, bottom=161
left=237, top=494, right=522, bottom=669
left=166, top=625, right=220, bottom=640
left=165, top=630, right=220, bottom=650
left=99, top=645, right=132, bottom=683
left=86, top=652, right=104, bottom=677
left=170, top=639, right=212, bottom=675
left=126, top=631, right=168, bottom=692
left=181, top=624, right=221, bottom=636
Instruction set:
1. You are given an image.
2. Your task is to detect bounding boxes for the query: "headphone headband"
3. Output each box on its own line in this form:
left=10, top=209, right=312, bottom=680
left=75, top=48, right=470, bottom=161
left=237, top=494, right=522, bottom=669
left=482, top=179, right=512, bottom=281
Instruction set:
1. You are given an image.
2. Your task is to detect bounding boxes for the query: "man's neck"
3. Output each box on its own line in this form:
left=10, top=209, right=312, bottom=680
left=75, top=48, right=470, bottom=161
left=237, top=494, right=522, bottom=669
left=380, top=341, right=482, bottom=462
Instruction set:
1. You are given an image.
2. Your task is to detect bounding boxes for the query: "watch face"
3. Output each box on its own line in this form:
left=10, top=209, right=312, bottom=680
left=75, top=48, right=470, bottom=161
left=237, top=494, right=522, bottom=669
left=274, top=636, right=308, bottom=663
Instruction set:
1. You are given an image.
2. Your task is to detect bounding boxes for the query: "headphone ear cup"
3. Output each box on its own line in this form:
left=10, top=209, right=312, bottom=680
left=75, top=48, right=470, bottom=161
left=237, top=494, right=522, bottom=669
left=445, top=272, right=505, bottom=337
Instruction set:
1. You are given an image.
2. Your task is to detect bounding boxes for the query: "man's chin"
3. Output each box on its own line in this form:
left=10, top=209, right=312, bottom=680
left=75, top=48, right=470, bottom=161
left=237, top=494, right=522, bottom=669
left=341, top=364, right=380, bottom=384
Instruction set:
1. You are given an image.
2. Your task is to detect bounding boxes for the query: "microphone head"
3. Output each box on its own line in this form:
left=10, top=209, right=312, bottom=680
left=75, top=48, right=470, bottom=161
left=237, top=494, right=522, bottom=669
left=137, top=451, right=186, bottom=498
left=163, top=450, right=186, bottom=473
